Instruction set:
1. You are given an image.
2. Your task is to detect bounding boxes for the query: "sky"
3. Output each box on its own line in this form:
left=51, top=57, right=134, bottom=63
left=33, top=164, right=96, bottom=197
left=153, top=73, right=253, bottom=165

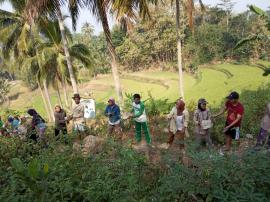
left=0, top=0, right=269, bottom=35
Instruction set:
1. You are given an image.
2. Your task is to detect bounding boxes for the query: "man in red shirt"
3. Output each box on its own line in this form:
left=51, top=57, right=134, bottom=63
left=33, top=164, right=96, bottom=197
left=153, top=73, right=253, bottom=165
left=214, top=92, right=244, bottom=151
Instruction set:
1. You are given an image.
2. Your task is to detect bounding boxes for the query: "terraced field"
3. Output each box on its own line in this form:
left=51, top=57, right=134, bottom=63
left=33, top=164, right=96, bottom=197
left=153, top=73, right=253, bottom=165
left=6, top=62, right=270, bottom=116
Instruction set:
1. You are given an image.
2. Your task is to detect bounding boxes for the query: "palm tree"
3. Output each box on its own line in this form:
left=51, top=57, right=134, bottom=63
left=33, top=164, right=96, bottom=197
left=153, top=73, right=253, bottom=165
left=24, top=0, right=80, bottom=94
left=173, top=0, right=204, bottom=98
left=25, top=0, right=156, bottom=105
left=0, top=0, right=54, bottom=120
left=38, top=19, right=92, bottom=107
left=0, top=1, right=92, bottom=120
left=175, top=0, right=184, bottom=98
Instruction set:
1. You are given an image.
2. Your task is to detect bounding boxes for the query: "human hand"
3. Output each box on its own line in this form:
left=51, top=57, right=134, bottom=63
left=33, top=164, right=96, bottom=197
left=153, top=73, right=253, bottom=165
left=223, top=126, right=230, bottom=133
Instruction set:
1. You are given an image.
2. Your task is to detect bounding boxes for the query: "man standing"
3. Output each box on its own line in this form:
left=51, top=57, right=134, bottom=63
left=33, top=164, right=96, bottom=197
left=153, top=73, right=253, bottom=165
left=214, top=92, right=244, bottom=152
left=68, top=93, right=86, bottom=139
left=104, top=97, right=121, bottom=137
left=130, top=94, right=152, bottom=145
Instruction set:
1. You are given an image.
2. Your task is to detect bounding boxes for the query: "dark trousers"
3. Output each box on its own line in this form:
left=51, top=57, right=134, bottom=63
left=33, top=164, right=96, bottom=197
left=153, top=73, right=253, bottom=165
left=55, top=128, right=68, bottom=142
left=256, top=128, right=270, bottom=148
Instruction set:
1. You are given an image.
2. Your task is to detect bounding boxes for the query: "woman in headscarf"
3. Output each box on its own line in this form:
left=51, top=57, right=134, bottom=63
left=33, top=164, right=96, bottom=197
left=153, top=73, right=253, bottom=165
left=27, top=109, right=47, bottom=146
left=167, top=98, right=189, bottom=149
left=194, top=98, right=213, bottom=150
left=104, top=97, right=121, bottom=137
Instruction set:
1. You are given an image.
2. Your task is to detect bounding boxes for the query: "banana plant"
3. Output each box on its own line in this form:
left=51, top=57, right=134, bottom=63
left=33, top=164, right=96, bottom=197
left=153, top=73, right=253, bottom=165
left=235, top=5, right=270, bottom=49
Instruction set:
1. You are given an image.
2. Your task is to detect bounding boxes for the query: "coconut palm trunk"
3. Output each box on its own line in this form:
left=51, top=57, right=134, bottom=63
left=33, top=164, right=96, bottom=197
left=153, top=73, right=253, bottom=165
left=38, top=80, right=52, bottom=122
left=56, top=81, right=63, bottom=108
left=61, top=79, right=69, bottom=108
left=175, top=0, right=185, bottom=98
left=56, top=7, right=78, bottom=94
left=99, top=5, right=123, bottom=105
left=43, top=79, right=55, bottom=122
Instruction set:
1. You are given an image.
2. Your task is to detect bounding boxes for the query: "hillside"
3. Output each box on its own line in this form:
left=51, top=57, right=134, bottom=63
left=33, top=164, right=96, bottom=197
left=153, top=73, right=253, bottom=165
left=6, top=62, right=270, bottom=116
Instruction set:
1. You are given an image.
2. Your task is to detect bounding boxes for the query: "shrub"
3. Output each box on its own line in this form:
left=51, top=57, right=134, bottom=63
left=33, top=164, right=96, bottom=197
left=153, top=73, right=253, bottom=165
left=151, top=150, right=270, bottom=202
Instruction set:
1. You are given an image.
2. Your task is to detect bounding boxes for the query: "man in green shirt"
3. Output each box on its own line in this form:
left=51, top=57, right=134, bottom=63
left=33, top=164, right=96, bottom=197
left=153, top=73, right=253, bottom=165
left=130, top=94, right=151, bottom=144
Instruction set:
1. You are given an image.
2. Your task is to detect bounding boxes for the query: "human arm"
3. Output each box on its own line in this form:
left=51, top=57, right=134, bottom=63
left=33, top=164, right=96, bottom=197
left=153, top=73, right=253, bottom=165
left=184, top=110, right=189, bottom=128
left=55, top=113, right=66, bottom=124
left=167, top=107, right=175, bottom=119
left=193, top=110, right=200, bottom=125
left=224, top=114, right=242, bottom=131
left=213, top=107, right=226, bottom=118
left=133, top=103, right=145, bottom=118
left=115, top=106, right=121, bottom=118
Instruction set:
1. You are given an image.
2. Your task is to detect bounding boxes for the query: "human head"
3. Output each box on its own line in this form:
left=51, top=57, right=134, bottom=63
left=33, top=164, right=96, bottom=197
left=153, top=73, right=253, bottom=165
left=227, top=91, right=239, bottom=104
left=133, top=94, right=141, bottom=104
left=176, top=99, right=185, bottom=112
left=8, top=116, right=14, bottom=123
left=20, top=116, right=26, bottom=123
left=72, top=93, right=81, bottom=104
left=108, top=97, right=115, bottom=106
left=55, top=105, right=61, bottom=113
left=27, top=109, right=38, bottom=116
left=198, top=98, right=208, bottom=111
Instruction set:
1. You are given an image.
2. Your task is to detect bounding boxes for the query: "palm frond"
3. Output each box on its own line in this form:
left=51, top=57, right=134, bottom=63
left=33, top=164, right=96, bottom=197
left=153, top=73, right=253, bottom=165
left=69, top=43, right=92, bottom=66
left=68, top=0, right=84, bottom=30
left=234, top=35, right=258, bottom=49
left=3, top=24, right=24, bottom=57
left=249, top=5, right=268, bottom=17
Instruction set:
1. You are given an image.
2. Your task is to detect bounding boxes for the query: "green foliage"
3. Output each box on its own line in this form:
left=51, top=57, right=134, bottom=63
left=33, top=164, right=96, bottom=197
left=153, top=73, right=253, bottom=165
left=152, top=151, right=270, bottom=202
left=1, top=135, right=270, bottom=201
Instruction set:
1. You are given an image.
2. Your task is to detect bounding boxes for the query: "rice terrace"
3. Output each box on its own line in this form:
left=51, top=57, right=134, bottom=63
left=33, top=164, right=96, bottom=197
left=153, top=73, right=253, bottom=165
left=1, top=0, right=270, bottom=201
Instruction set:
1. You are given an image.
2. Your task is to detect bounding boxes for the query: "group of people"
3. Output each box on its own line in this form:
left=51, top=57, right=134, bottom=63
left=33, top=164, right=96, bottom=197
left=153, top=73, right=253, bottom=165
left=104, top=91, right=245, bottom=152
left=1, top=90, right=270, bottom=153
left=0, top=93, right=86, bottom=147
left=104, top=91, right=269, bottom=153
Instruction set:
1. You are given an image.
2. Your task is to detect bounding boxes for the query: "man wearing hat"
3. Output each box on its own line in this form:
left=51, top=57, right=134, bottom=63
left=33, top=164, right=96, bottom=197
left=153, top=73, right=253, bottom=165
left=68, top=93, right=86, bottom=137
left=104, top=97, right=121, bottom=137
left=214, top=91, right=244, bottom=151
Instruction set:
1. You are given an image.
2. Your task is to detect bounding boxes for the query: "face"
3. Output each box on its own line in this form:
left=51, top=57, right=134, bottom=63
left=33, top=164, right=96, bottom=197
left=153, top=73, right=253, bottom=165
left=200, top=103, right=207, bottom=110
left=134, top=97, right=140, bottom=104
left=108, top=100, right=114, bottom=106
left=74, top=97, right=80, bottom=104
left=55, top=106, right=61, bottom=112
left=21, top=117, right=26, bottom=122
left=230, top=98, right=238, bottom=105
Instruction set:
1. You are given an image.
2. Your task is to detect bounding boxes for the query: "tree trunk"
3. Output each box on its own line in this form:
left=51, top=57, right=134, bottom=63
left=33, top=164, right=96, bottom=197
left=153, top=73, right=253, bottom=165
left=57, top=7, right=78, bottom=94
left=226, top=11, right=229, bottom=32
left=99, top=5, right=123, bottom=106
left=38, top=80, right=52, bottom=122
left=176, top=0, right=185, bottom=98
left=43, top=79, right=55, bottom=122
left=56, top=81, right=63, bottom=108
left=61, top=79, right=69, bottom=108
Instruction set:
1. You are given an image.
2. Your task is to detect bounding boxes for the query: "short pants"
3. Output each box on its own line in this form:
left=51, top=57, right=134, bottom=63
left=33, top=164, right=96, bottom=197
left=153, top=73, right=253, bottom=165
left=225, top=122, right=240, bottom=140
left=73, top=123, right=86, bottom=132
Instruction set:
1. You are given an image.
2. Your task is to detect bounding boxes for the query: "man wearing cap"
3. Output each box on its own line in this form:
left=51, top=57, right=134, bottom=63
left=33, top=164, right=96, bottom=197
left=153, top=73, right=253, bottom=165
left=214, top=91, right=244, bottom=151
left=68, top=93, right=86, bottom=137
left=104, top=97, right=121, bottom=137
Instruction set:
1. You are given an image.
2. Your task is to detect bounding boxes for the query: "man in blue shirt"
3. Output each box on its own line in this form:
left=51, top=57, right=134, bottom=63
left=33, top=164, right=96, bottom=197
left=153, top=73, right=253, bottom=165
left=104, top=97, right=122, bottom=136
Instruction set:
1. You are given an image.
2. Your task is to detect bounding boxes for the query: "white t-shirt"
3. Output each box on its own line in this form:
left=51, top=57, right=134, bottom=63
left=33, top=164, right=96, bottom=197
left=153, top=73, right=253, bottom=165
left=176, top=115, right=184, bottom=131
